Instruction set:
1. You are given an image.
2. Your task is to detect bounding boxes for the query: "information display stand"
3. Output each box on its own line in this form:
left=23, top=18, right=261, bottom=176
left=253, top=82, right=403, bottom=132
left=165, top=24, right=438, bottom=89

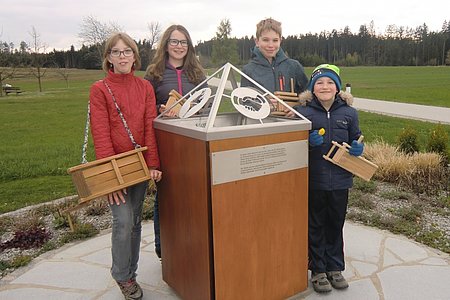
left=153, top=63, right=311, bottom=300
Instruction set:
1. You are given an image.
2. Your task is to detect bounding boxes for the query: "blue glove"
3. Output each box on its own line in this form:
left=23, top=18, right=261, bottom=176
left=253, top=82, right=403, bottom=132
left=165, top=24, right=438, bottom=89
left=348, top=140, right=364, bottom=156
left=309, top=130, right=324, bottom=147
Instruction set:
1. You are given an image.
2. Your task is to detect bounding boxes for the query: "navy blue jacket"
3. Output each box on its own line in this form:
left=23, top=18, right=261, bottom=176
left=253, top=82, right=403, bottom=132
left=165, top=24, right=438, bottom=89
left=294, top=91, right=362, bottom=190
left=241, top=47, right=308, bottom=93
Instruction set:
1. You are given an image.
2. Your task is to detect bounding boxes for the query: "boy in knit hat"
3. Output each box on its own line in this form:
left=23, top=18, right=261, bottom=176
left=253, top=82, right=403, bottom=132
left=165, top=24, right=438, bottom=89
left=292, top=64, right=364, bottom=293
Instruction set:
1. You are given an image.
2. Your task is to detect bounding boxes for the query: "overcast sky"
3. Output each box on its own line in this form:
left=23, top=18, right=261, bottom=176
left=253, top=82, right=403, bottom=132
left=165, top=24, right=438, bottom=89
left=1, top=0, right=448, bottom=51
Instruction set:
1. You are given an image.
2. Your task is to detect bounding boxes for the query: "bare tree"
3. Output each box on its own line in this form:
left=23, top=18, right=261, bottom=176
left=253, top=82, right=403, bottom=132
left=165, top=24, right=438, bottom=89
left=55, top=65, right=71, bottom=88
left=146, top=21, right=162, bottom=62
left=78, top=15, right=122, bottom=63
left=29, top=26, right=47, bottom=92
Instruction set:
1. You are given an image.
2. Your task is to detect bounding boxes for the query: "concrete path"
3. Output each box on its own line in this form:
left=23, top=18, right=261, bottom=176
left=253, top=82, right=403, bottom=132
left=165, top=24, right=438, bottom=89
left=353, top=98, right=450, bottom=125
left=1, top=221, right=448, bottom=300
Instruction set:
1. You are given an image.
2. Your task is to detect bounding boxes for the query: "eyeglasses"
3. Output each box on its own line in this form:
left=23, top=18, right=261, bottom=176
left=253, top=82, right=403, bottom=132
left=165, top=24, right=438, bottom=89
left=168, top=39, right=189, bottom=47
left=109, top=48, right=134, bottom=57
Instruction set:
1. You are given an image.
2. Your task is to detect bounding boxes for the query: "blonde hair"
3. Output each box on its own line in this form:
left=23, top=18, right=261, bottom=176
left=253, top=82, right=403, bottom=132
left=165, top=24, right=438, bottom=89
left=102, top=32, right=141, bottom=72
left=144, top=25, right=205, bottom=84
left=256, top=18, right=282, bottom=39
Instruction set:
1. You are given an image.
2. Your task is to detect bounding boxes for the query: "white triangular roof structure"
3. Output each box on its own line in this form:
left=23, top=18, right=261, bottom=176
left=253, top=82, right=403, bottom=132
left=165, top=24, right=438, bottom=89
left=153, top=63, right=311, bottom=141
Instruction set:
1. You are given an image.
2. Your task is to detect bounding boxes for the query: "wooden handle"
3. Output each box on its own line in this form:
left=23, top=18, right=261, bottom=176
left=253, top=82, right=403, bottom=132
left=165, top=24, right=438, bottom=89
left=357, top=135, right=364, bottom=143
left=274, top=91, right=297, bottom=97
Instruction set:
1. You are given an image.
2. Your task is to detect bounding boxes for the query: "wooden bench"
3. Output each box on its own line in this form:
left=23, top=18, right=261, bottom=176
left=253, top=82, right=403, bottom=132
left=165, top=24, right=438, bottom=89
left=2, top=86, right=23, bottom=95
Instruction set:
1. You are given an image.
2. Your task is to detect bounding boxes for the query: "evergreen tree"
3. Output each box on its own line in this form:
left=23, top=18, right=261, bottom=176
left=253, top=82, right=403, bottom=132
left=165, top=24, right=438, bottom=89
left=211, top=19, right=239, bottom=66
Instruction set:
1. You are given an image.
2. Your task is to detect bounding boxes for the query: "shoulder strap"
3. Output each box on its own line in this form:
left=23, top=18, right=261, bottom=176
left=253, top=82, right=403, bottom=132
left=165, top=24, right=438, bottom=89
left=102, top=80, right=140, bottom=149
left=80, top=80, right=141, bottom=164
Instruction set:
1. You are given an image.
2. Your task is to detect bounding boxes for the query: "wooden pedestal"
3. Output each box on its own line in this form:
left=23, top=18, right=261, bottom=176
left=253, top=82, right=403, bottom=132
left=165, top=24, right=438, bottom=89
left=155, top=130, right=309, bottom=300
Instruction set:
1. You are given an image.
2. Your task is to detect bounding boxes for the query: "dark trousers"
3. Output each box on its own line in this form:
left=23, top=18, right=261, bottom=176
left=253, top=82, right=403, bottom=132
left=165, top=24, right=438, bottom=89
left=153, top=191, right=160, bottom=255
left=308, top=189, right=348, bottom=273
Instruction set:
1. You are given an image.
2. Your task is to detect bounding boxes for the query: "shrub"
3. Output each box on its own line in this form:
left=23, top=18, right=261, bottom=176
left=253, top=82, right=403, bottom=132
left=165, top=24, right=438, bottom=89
left=397, top=127, right=420, bottom=154
left=60, top=223, right=99, bottom=244
left=0, top=227, right=51, bottom=251
left=426, top=124, right=449, bottom=164
left=365, top=140, right=446, bottom=194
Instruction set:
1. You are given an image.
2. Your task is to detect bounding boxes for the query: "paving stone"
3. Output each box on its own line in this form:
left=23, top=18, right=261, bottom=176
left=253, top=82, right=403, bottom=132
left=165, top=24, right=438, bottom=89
left=11, top=261, right=111, bottom=290
left=344, top=223, right=383, bottom=263
left=383, top=249, right=404, bottom=267
left=378, top=265, right=450, bottom=300
left=351, top=261, right=379, bottom=277
left=0, top=287, right=94, bottom=300
left=385, top=237, right=428, bottom=262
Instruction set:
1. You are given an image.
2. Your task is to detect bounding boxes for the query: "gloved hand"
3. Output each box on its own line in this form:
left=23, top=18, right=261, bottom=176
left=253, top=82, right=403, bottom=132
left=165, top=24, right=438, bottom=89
left=348, top=140, right=364, bottom=156
left=309, top=130, right=324, bottom=147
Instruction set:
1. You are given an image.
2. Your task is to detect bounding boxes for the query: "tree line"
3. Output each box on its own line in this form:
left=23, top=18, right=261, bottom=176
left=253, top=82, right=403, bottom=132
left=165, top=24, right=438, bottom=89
left=1, top=19, right=449, bottom=73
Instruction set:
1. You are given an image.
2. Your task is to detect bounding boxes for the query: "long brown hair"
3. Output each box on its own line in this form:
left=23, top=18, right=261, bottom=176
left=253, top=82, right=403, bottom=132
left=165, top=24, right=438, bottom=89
left=102, top=32, right=141, bottom=72
left=144, top=25, right=204, bottom=84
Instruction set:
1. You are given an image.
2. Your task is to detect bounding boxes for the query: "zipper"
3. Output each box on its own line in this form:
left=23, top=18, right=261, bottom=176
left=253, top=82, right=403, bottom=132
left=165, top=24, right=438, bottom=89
left=327, top=110, right=332, bottom=188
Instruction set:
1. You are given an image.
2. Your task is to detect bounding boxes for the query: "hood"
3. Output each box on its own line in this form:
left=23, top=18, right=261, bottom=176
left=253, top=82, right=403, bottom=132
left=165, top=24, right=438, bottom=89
left=297, top=90, right=353, bottom=106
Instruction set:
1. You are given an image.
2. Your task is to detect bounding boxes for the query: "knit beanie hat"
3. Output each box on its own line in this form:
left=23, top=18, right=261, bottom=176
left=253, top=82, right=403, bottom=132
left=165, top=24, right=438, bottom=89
left=307, top=64, right=342, bottom=92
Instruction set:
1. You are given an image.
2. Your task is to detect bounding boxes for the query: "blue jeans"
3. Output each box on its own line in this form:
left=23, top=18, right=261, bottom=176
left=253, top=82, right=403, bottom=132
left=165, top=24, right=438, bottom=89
left=153, top=191, right=160, bottom=256
left=109, top=181, right=148, bottom=282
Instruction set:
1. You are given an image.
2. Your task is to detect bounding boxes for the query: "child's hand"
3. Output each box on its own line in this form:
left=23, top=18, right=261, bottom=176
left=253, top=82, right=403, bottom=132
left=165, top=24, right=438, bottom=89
left=348, top=140, right=364, bottom=156
left=309, top=130, right=324, bottom=147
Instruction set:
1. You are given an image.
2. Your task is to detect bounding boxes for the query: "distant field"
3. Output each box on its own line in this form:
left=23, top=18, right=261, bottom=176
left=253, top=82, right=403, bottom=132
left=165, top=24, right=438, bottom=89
left=0, top=66, right=449, bottom=213
left=210, top=65, right=450, bottom=108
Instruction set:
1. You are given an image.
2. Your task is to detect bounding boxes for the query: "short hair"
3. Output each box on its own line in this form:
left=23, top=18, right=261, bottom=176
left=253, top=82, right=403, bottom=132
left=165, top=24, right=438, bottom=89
left=256, top=18, right=282, bottom=39
left=102, top=32, right=141, bottom=73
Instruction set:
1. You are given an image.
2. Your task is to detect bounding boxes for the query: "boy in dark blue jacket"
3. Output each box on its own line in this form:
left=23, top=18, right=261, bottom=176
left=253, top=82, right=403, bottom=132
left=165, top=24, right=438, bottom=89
left=293, top=64, right=364, bottom=293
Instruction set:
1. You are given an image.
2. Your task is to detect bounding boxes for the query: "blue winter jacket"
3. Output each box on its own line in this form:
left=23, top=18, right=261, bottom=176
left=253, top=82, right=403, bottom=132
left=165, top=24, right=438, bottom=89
left=241, top=47, right=308, bottom=93
left=293, top=91, right=362, bottom=190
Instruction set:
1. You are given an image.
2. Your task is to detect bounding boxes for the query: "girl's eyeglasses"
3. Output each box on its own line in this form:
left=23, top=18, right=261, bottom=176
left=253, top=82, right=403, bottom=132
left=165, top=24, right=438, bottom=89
left=109, top=49, right=134, bottom=57
left=168, top=39, right=189, bottom=47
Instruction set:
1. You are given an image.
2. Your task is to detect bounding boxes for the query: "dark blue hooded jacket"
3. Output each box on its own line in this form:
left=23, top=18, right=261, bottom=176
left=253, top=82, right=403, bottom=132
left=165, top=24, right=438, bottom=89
left=294, top=91, right=362, bottom=190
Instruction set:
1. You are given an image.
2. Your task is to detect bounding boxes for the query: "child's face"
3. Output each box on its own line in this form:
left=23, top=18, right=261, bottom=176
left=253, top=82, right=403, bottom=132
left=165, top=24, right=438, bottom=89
left=255, top=29, right=281, bottom=62
left=167, top=30, right=189, bottom=63
left=313, top=76, right=338, bottom=103
left=107, top=39, right=136, bottom=75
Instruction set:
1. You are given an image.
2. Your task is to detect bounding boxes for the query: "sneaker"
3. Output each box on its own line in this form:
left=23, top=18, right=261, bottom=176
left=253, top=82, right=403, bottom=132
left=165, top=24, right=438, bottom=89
left=326, top=271, right=349, bottom=289
left=311, top=272, right=332, bottom=293
left=117, top=278, right=143, bottom=300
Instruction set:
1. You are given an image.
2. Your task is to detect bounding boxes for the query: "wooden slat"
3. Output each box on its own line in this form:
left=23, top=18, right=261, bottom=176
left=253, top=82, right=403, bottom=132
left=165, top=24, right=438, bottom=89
left=82, top=162, right=114, bottom=178
left=116, top=153, right=141, bottom=167
left=119, top=161, right=145, bottom=176
left=85, top=169, right=118, bottom=185
left=111, top=159, right=124, bottom=184
left=71, top=171, right=91, bottom=198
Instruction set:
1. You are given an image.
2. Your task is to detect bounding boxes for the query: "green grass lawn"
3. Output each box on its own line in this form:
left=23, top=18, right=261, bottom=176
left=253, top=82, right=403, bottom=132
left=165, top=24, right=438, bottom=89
left=210, top=65, right=450, bottom=108
left=0, top=66, right=449, bottom=213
